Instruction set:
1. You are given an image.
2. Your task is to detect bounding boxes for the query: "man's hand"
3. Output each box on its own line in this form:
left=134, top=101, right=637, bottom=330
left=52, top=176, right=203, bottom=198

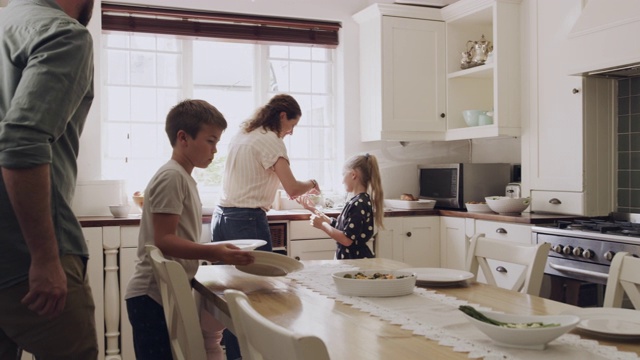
left=21, top=259, right=67, bottom=317
left=212, top=244, right=255, bottom=266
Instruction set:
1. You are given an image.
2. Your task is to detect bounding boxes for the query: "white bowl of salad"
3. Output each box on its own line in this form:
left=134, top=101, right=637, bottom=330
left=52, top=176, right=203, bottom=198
left=459, top=305, right=580, bottom=350
left=332, top=270, right=416, bottom=297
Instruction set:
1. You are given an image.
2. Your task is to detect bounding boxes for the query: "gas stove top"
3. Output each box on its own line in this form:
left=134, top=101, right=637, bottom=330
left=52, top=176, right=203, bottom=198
left=532, top=213, right=640, bottom=244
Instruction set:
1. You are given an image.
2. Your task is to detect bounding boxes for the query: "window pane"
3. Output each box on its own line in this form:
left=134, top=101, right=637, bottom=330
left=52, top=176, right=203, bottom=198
left=106, top=86, right=131, bottom=121
left=157, top=36, right=181, bottom=52
left=312, top=47, right=329, bottom=61
left=130, top=52, right=156, bottom=86
left=105, top=123, right=130, bottom=159
left=311, top=63, right=331, bottom=94
left=130, top=34, right=156, bottom=50
left=105, top=33, right=129, bottom=48
left=130, top=87, right=158, bottom=122
left=131, top=123, right=161, bottom=158
left=269, top=46, right=288, bottom=59
left=270, top=60, right=290, bottom=92
left=106, top=50, right=129, bottom=85
left=193, top=41, right=253, bottom=87
left=157, top=53, right=181, bottom=87
left=157, top=89, right=182, bottom=123
left=290, top=61, right=311, bottom=93
left=289, top=47, right=311, bottom=60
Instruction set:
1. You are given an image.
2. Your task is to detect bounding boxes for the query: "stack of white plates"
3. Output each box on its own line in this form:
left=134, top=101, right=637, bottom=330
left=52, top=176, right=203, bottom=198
left=401, top=268, right=474, bottom=287
left=207, top=239, right=267, bottom=251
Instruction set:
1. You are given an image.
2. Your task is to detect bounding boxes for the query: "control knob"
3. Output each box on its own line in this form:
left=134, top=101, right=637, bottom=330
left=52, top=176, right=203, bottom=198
left=604, top=251, right=615, bottom=261
left=582, top=249, right=594, bottom=259
left=553, top=244, right=564, bottom=254
left=562, top=245, right=573, bottom=255
left=572, top=247, right=583, bottom=257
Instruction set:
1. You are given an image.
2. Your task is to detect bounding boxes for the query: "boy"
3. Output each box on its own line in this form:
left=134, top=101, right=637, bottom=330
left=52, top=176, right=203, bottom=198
left=125, top=99, right=254, bottom=360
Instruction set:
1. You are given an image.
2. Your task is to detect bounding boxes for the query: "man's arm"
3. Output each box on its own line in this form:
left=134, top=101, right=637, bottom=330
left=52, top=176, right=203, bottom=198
left=2, top=164, right=67, bottom=317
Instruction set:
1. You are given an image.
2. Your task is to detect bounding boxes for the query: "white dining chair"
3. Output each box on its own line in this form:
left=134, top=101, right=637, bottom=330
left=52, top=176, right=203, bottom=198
left=224, top=289, right=331, bottom=360
left=146, top=245, right=207, bottom=360
left=603, top=251, right=640, bottom=309
left=466, top=233, right=551, bottom=296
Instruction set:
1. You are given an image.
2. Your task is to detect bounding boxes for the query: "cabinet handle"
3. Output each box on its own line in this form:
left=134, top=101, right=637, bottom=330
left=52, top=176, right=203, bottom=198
left=572, top=88, right=579, bottom=94
left=549, top=198, right=562, bottom=205
left=495, top=228, right=507, bottom=234
left=496, top=266, right=507, bottom=273
left=295, top=256, right=301, bottom=261
left=440, top=113, right=446, bottom=118
left=406, top=232, right=412, bottom=237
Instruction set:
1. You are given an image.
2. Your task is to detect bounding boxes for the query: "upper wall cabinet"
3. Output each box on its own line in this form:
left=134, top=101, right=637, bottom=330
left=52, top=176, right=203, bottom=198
left=354, top=0, right=522, bottom=142
left=441, top=0, right=521, bottom=141
left=353, top=4, right=446, bottom=142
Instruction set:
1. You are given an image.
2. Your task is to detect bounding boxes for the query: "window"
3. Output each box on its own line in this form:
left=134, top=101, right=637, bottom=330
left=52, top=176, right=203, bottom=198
left=102, top=32, right=337, bottom=201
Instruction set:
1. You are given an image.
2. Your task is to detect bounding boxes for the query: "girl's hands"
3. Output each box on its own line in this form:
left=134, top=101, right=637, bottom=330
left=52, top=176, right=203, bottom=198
left=310, top=214, right=329, bottom=229
left=295, top=194, right=318, bottom=213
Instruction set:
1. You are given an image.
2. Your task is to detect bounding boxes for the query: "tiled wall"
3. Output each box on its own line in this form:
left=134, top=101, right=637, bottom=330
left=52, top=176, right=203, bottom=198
left=617, top=77, right=640, bottom=213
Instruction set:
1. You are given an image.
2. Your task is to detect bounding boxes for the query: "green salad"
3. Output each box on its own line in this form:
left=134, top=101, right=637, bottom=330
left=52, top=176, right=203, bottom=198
left=459, top=305, right=560, bottom=328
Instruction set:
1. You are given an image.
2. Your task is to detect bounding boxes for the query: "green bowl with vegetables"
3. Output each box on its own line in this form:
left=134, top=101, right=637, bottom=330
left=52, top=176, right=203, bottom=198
left=459, top=305, right=580, bottom=350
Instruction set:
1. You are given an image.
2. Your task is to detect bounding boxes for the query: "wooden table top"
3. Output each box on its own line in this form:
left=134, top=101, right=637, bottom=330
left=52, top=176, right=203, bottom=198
left=193, top=258, right=640, bottom=359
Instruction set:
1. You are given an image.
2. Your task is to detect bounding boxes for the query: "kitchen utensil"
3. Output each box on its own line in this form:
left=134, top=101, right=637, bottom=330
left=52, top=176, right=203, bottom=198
left=109, top=205, right=130, bottom=218
left=332, top=270, right=416, bottom=297
left=505, top=182, right=521, bottom=198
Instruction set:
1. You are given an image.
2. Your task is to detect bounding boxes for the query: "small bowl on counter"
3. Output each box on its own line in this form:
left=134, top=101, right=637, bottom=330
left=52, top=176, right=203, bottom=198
left=465, top=202, right=492, bottom=213
left=109, top=205, right=131, bottom=218
left=485, top=196, right=531, bottom=214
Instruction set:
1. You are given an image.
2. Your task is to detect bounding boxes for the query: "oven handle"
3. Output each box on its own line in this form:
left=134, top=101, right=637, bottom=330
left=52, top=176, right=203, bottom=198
left=548, top=263, right=609, bottom=280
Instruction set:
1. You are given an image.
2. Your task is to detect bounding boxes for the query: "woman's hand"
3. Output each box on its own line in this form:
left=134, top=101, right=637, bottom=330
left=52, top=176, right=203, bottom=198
left=295, top=194, right=317, bottom=212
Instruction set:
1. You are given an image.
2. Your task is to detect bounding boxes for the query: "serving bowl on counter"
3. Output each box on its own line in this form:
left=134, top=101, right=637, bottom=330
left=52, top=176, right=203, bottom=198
left=332, top=270, right=416, bottom=297
left=109, top=205, right=130, bottom=218
left=460, top=309, right=580, bottom=350
left=485, top=196, right=531, bottom=214
left=465, top=202, right=492, bottom=213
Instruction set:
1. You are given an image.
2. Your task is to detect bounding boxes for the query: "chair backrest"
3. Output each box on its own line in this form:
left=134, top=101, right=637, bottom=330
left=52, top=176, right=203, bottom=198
left=604, top=252, right=640, bottom=308
left=224, top=289, right=331, bottom=360
left=146, top=245, right=206, bottom=360
left=466, top=233, right=551, bottom=296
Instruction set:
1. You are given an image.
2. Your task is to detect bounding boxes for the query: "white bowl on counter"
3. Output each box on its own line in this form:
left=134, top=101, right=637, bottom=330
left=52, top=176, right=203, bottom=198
left=109, top=205, right=130, bottom=218
left=485, top=196, right=531, bottom=214
left=465, top=202, right=492, bottom=213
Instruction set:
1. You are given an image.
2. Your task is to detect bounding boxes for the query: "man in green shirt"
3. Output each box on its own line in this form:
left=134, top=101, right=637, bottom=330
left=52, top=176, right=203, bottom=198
left=0, top=0, right=98, bottom=358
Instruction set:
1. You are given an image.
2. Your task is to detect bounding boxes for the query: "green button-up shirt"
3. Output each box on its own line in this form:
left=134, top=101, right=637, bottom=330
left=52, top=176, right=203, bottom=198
left=0, top=0, right=94, bottom=288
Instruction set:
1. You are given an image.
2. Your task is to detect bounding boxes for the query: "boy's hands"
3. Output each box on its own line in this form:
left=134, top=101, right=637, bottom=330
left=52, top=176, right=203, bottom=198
left=208, top=244, right=254, bottom=265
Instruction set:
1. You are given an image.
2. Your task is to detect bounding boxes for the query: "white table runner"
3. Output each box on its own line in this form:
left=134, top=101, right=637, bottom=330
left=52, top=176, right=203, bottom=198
left=288, top=263, right=638, bottom=360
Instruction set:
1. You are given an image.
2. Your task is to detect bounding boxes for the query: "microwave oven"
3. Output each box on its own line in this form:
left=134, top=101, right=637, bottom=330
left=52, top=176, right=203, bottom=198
left=418, top=163, right=511, bottom=210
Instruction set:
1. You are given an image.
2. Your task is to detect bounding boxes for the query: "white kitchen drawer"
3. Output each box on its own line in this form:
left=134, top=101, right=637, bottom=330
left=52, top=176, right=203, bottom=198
left=120, top=226, right=140, bottom=248
left=474, top=220, right=531, bottom=244
left=531, top=190, right=584, bottom=215
left=290, top=220, right=327, bottom=240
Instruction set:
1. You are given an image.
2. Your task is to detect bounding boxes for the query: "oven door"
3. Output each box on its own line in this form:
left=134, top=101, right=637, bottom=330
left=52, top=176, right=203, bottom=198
left=544, top=256, right=610, bottom=285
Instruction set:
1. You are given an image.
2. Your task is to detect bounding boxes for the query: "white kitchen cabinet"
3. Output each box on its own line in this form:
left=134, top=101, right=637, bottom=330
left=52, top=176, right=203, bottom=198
left=441, top=0, right=521, bottom=141
left=523, top=0, right=614, bottom=215
left=288, top=220, right=336, bottom=260
left=376, top=216, right=440, bottom=267
left=353, top=4, right=446, bottom=142
left=473, top=220, right=532, bottom=290
left=439, top=216, right=475, bottom=270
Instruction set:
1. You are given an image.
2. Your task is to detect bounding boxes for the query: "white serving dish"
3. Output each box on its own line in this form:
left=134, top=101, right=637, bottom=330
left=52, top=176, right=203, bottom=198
left=332, top=270, right=416, bottom=297
left=108, top=204, right=130, bottom=218
left=465, top=203, right=492, bottom=213
left=561, top=307, right=640, bottom=339
left=485, top=196, right=531, bottom=214
left=384, top=199, right=436, bottom=210
left=401, top=267, right=473, bottom=286
left=461, top=309, right=579, bottom=350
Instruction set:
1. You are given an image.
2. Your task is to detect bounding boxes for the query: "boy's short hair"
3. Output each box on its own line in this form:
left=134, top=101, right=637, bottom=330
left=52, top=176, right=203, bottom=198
left=165, top=99, right=227, bottom=146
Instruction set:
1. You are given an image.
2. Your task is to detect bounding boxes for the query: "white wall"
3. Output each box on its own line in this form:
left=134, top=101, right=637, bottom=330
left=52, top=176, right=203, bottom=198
left=79, top=0, right=520, bottom=198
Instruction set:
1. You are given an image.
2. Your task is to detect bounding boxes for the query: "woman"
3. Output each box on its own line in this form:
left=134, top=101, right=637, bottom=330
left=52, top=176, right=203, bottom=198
left=211, top=94, right=319, bottom=359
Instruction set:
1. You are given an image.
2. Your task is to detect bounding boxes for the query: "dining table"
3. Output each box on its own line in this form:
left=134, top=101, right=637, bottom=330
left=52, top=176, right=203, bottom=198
left=193, top=258, right=640, bottom=360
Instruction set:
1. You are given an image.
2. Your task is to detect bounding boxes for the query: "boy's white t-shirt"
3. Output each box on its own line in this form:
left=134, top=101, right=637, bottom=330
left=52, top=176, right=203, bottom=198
left=125, top=159, right=202, bottom=305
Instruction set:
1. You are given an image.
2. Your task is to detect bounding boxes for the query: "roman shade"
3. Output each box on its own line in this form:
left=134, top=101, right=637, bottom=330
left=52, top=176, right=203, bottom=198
left=101, top=3, right=341, bottom=47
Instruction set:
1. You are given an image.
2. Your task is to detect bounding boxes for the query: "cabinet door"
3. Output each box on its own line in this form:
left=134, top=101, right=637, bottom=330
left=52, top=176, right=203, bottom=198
left=402, top=216, right=440, bottom=268
left=529, top=0, right=583, bottom=192
left=289, top=239, right=336, bottom=261
left=119, top=226, right=140, bottom=360
left=439, top=216, right=467, bottom=270
left=375, top=217, right=403, bottom=261
left=83, top=227, right=105, bottom=360
left=380, top=17, right=446, bottom=135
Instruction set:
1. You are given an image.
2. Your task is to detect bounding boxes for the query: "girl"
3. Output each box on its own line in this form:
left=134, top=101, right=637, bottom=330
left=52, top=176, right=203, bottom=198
left=299, top=153, right=384, bottom=259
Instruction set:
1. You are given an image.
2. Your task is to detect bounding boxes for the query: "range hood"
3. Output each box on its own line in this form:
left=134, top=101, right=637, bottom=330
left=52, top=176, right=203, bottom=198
left=568, top=0, right=640, bottom=77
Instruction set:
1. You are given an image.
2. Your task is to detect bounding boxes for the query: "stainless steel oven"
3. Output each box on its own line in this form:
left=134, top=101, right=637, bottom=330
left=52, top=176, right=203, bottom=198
left=532, top=213, right=640, bottom=306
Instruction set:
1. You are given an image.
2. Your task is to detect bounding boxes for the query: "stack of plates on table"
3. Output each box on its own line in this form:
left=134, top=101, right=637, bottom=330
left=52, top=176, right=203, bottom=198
left=235, top=251, right=303, bottom=277
left=400, top=267, right=474, bottom=287
left=206, top=239, right=267, bottom=251
left=561, top=307, right=640, bottom=340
